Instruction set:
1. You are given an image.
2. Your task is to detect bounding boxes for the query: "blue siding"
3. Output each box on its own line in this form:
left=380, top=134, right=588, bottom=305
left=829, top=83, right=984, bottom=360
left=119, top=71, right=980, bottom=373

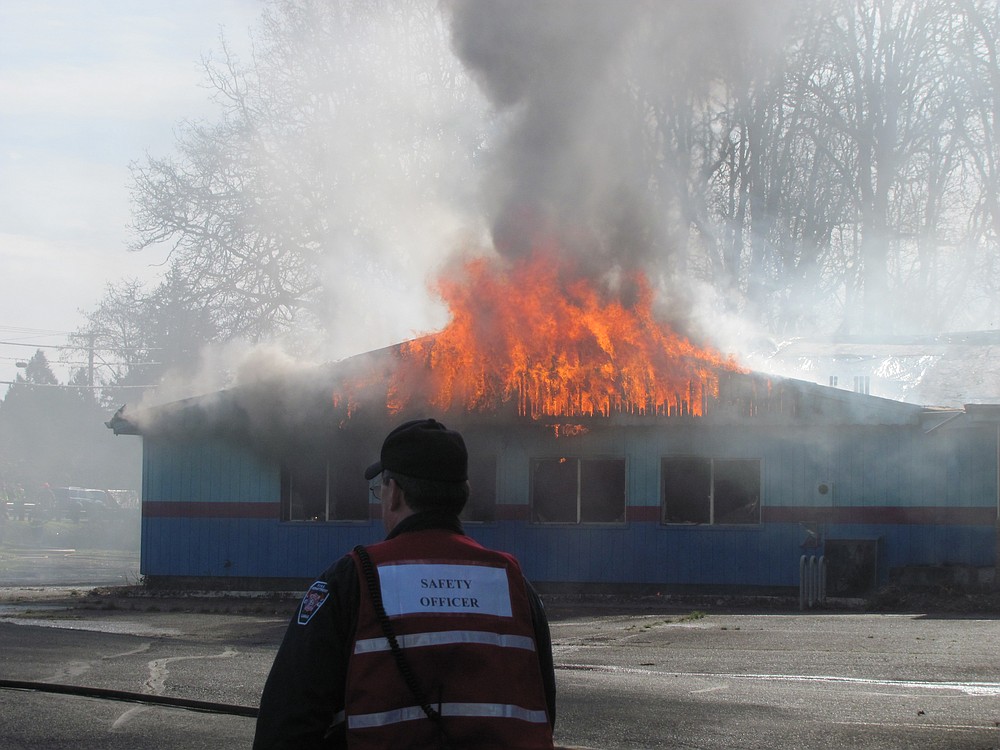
left=140, top=515, right=995, bottom=586
left=467, top=522, right=993, bottom=587
left=143, top=437, right=276, bottom=503
left=141, top=517, right=385, bottom=579
left=139, top=421, right=999, bottom=586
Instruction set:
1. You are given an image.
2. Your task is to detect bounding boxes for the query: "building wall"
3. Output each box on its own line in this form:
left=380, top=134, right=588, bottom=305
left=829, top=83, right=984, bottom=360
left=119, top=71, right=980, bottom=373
left=138, top=420, right=998, bottom=589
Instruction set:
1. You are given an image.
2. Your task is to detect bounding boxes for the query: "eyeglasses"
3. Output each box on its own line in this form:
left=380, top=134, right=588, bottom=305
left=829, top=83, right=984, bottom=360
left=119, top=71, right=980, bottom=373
left=369, top=483, right=381, bottom=502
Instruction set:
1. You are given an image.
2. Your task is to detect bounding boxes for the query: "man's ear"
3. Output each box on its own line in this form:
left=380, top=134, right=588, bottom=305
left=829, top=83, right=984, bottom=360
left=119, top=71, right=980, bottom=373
left=386, top=478, right=405, bottom=511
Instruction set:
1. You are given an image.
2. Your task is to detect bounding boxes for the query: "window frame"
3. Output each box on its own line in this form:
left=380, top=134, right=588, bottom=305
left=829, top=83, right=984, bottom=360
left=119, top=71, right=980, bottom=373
left=530, top=455, right=627, bottom=525
left=661, top=456, right=761, bottom=526
left=280, top=459, right=370, bottom=523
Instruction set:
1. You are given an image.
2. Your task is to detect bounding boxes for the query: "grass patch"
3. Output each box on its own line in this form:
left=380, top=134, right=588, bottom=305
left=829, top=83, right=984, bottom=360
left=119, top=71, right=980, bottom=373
left=660, top=610, right=708, bottom=625
left=633, top=610, right=709, bottom=629
left=679, top=610, right=707, bottom=622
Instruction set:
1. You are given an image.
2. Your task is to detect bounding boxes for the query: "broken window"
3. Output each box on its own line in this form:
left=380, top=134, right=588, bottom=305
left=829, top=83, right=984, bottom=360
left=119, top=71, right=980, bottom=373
left=531, top=457, right=626, bottom=524
left=661, top=457, right=760, bottom=525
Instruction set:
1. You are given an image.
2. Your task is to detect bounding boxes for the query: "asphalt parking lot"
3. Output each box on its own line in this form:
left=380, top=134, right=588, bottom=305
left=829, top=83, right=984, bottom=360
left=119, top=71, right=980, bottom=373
left=2, top=586, right=1000, bottom=749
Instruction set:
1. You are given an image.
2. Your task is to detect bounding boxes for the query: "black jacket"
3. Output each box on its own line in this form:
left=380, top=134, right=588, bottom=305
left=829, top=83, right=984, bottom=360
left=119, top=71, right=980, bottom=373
left=253, top=511, right=556, bottom=749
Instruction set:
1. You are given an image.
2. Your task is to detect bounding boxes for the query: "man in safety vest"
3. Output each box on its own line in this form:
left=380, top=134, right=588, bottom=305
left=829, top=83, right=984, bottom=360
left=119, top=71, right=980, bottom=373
left=254, top=417, right=556, bottom=749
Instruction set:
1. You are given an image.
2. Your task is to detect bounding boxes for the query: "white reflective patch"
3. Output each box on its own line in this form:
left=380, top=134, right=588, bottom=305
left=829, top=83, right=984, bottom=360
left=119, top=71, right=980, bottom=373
left=348, top=702, right=549, bottom=729
left=377, top=563, right=512, bottom=617
left=442, top=702, right=549, bottom=723
left=349, top=704, right=426, bottom=728
left=354, top=629, right=535, bottom=654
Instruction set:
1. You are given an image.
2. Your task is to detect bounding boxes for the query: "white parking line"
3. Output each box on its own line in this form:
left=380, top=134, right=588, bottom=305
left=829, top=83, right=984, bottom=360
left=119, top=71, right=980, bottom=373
left=557, top=664, right=1000, bottom=697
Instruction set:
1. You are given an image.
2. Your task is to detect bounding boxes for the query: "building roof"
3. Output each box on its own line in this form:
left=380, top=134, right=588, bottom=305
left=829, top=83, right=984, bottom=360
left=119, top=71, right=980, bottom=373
left=107, top=339, right=937, bottom=442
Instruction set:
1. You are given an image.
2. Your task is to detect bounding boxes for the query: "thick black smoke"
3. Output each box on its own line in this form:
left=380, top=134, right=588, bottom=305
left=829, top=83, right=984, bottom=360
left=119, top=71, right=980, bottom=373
left=448, top=0, right=648, bottom=274
left=445, top=0, right=795, bottom=325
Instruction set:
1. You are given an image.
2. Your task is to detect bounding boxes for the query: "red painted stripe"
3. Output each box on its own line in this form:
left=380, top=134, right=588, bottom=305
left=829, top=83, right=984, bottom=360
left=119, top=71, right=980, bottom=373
left=627, top=506, right=661, bottom=523
left=494, top=505, right=662, bottom=522
left=142, top=501, right=997, bottom=526
left=761, top=506, right=996, bottom=525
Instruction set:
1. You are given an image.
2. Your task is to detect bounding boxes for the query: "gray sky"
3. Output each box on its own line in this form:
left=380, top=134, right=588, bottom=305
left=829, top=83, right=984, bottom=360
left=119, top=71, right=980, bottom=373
left=0, top=0, right=262, bottom=393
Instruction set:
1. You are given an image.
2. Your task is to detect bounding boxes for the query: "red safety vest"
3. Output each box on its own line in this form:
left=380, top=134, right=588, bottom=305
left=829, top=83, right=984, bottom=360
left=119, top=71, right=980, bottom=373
left=343, top=530, right=554, bottom=749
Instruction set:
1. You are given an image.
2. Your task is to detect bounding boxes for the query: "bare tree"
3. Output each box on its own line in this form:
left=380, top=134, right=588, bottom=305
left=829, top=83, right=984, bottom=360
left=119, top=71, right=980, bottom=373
left=127, top=0, right=480, bottom=344
left=69, top=271, right=219, bottom=404
left=638, top=0, right=1000, bottom=338
left=87, top=0, right=1000, bottom=383
left=785, top=0, right=1000, bottom=334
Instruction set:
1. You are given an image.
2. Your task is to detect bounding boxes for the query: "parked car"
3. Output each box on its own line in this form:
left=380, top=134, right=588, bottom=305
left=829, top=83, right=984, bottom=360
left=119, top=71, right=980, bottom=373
left=51, top=487, right=121, bottom=521
left=51, top=487, right=83, bottom=521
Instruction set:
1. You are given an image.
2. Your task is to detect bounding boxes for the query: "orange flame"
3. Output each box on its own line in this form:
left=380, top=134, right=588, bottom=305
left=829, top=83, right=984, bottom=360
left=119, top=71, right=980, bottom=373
left=387, top=250, right=742, bottom=418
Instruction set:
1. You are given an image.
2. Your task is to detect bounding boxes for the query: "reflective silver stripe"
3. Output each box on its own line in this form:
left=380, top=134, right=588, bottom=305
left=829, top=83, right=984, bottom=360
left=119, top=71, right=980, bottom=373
left=348, top=702, right=549, bottom=729
left=330, top=709, right=346, bottom=726
left=354, top=629, right=535, bottom=654
left=442, top=702, right=549, bottom=722
left=349, top=704, right=427, bottom=728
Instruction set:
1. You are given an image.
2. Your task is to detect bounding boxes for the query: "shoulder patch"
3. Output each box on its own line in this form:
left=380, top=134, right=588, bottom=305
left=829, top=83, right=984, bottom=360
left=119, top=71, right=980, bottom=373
left=297, top=580, right=330, bottom=625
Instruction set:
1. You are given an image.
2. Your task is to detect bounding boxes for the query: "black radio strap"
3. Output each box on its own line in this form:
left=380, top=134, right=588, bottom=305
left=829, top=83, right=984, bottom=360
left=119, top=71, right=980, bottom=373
left=353, top=544, right=451, bottom=748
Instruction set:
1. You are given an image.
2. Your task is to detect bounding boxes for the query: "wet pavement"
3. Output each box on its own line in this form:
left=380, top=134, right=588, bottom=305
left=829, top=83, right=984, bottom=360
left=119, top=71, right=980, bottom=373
left=0, top=546, right=139, bottom=587
left=2, top=586, right=1000, bottom=749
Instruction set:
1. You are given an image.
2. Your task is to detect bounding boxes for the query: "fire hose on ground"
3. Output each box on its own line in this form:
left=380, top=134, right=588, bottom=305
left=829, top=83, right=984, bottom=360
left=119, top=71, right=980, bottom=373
left=0, top=677, right=259, bottom=717
left=0, top=678, right=590, bottom=748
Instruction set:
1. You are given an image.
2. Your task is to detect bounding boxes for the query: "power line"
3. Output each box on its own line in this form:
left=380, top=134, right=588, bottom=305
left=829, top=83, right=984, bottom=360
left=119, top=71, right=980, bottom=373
left=0, top=340, right=79, bottom=350
left=65, top=361, right=163, bottom=367
left=0, top=340, right=165, bottom=352
left=0, top=357, right=161, bottom=366
left=0, top=326, right=71, bottom=336
left=0, top=381, right=157, bottom=389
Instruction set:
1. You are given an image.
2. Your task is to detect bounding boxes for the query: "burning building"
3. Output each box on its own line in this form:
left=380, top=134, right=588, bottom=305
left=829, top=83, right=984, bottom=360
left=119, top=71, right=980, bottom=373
left=98, top=0, right=1000, bottom=595
left=108, top=252, right=1000, bottom=594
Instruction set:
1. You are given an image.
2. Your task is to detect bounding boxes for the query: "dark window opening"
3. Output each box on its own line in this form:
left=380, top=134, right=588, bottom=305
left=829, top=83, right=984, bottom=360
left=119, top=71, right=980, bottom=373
left=662, top=457, right=710, bottom=524
left=580, top=460, right=627, bottom=522
left=662, top=457, right=760, bottom=525
left=281, top=464, right=327, bottom=521
left=328, top=454, right=370, bottom=521
left=713, top=460, right=760, bottom=524
left=531, top=457, right=626, bottom=524
left=463, top=454, right=497, bottom=523
left=281, top=458, right=368, bottom=522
